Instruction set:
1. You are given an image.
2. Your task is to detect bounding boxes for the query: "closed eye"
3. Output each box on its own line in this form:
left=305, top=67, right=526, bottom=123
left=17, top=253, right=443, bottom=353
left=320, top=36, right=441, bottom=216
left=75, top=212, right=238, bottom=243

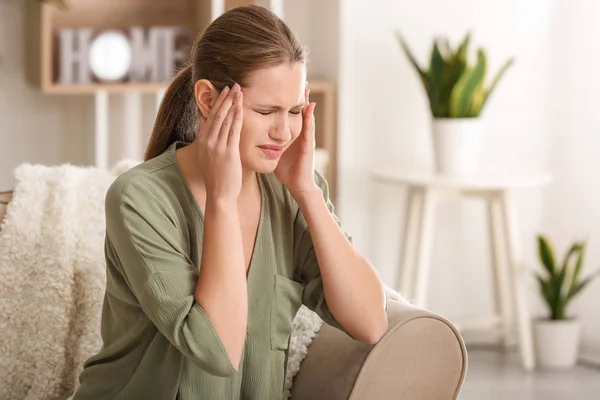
left=257, top=110, right=302, bottom=116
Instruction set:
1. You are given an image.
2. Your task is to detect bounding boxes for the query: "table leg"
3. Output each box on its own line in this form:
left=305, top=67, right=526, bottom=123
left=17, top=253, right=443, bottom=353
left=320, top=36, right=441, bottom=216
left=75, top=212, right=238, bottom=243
left=413, top=188, right=437, bottom=309
left=487, top=193, right=514, bottom=349
left=397, top=187, right=422, bottom=299
left=500, top=190, right=536, bottom=371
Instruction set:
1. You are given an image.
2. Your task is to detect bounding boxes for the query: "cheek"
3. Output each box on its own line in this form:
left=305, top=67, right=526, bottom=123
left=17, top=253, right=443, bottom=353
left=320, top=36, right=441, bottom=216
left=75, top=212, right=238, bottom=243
left=290, top=117, right=303, bottom=139
left=239, top=113, right=265, bottom=147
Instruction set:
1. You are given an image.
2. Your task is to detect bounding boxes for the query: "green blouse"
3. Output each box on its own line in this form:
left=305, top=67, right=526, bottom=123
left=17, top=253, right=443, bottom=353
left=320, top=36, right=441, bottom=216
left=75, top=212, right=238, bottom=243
left=73, top=141, right=350, bottom=400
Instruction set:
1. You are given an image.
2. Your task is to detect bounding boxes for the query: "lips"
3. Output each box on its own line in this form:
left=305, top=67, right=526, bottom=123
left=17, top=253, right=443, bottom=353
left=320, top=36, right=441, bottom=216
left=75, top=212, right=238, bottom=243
left=258, top=144, right=284, bottom=158
left=258, top=145, right=284, bottom=151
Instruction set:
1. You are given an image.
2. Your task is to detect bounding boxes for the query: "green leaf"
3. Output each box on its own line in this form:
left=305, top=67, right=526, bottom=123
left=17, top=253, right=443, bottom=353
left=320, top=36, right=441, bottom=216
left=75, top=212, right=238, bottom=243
left=555, top=262, right=567, bottom=299
left=558, top=242, right=581, bottom=299
left=395, top=32, right=429, bottom=91
left=470, top=86, right=487, bottom=117
left=449, top=49, right=486, bottom=117
left=480, top=57, right=514, bottom=111
left=570, top=242, right=586, bottom=290
left=428, top=41, right=445, bottom=117
left=561, top=242, right=580, bottom=273
left=438, top=37, right=452, bottom=61
left=553, top=297, right=567, bottom=320
left=454, top=32, right=471, bottom=61
left=567, top=269, right=600, bottom=302
left=536, top=274, right=554, bottom=310
left=469, top=49, right=487, bottom=117
left=439, top=34, right=470, bottom=118
left=537, top=235, right=556, bottom=276
left=450, top=33, right=470, bottom=82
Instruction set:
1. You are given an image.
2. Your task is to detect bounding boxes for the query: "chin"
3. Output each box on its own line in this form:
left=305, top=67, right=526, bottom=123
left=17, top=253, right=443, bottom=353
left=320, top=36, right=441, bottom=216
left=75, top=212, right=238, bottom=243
left=245, top=158, right=279, bottom=174
left=253, top=161, right=279, bottom=174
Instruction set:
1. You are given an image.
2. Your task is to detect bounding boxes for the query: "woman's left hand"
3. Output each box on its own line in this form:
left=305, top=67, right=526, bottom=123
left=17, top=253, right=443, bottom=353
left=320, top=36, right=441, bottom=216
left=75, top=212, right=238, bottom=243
left=274, top=87, right=319, bottom=199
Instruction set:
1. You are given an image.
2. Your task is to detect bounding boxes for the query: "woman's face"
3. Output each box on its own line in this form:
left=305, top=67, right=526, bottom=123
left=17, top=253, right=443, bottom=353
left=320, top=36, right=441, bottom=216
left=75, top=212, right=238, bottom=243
left=239, top=63, right=307, bottom=173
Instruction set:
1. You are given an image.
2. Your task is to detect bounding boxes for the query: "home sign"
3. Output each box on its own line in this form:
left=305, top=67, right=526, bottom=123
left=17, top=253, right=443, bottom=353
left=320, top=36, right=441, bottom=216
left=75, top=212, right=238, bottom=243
left=57, top=26, right=193, bottom=84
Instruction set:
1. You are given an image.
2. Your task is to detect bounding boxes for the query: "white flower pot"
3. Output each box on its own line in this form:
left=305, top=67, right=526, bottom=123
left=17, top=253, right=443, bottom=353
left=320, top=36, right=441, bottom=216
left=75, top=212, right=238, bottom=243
left=533, top=318, right=582, bottom=369
left=431, top=118, right=483, bottom=176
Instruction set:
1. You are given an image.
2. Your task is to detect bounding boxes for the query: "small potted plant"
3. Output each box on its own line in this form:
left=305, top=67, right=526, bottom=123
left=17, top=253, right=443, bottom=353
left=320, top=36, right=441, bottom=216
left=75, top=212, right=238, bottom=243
left=396, top=31, right=513, bottom=176
left=533, top=235, right=599, bottom=369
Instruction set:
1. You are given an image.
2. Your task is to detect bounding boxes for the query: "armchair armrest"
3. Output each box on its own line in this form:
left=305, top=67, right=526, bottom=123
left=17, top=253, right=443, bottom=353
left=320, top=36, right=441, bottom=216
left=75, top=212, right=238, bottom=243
left=291, top=299, right=467, bottom=400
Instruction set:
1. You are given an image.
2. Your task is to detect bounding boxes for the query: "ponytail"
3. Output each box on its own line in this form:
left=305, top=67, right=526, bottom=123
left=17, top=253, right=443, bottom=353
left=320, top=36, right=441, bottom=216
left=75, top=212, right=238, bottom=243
left=144, top=65, right=199, bottom=161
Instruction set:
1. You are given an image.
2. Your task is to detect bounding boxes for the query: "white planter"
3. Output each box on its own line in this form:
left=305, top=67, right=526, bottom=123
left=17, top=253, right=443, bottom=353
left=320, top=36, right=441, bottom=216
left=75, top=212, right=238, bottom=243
left=533, top=318, right=582, bottom=369
left=431, top=118, right=483, bottom=176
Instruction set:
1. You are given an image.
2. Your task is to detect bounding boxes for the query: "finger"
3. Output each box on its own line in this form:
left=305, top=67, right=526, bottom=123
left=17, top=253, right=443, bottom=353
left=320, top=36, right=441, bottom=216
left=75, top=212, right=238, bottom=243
left=303, top=88, right=311, bottom=118
left=228, top=95, right=244, bottom=148
left=216, top=94, right=238, bottom=150
left=204, top=85, right=232, bottom=134
left=208, top=86, right=238, bottom=143
left=302, top=101, right=315, bottom=134
left=309, top=102, right=316, bottom=146
left=302, top=102, right=316, bottom=150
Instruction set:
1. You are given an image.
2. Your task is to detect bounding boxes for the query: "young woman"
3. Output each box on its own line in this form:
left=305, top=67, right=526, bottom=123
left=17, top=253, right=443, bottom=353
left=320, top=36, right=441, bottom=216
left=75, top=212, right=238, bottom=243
left=73, top=5, right=388, bottom=399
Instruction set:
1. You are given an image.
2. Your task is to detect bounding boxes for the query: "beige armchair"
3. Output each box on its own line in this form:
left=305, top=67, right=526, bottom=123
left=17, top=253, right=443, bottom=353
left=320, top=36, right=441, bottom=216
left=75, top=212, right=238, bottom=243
left=0, top=190, right=467, bottom=399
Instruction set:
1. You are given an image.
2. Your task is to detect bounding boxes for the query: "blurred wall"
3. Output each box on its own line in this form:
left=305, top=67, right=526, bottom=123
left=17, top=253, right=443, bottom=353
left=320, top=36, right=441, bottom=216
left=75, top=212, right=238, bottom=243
left=0, top=1, right=90, bottom=190
left=542, top=0, right=600, bottom=362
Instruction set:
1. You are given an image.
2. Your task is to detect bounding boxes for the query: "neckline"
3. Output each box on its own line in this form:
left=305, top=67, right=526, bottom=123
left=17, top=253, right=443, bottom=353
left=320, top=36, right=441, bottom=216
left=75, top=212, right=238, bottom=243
left=170, top=141, right=265, bottom=281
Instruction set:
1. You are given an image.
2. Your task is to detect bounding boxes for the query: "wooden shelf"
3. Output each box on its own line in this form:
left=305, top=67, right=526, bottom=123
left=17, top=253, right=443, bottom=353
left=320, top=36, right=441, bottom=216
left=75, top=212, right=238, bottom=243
left=26, top=0, right=213, bottom=93
left=39, top=82, right=168, bottom=94
left=29, top=76, right=331, bottom=95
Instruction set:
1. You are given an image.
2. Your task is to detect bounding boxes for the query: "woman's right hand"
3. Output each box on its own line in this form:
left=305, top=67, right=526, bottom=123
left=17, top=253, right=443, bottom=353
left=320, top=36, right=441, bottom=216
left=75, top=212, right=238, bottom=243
left=196, top=83, right=244, bottom=202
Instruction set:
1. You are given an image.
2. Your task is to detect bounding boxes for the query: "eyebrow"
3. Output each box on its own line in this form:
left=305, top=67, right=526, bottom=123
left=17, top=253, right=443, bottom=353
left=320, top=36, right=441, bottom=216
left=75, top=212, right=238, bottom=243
left=253, top=102, right=305, bottom=110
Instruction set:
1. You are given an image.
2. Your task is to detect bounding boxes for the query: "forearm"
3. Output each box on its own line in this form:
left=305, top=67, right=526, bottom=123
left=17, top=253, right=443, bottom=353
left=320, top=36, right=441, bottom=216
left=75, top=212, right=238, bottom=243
left=195, top=198, right=247, bottom=370
left=296, top=189, right=388, bottom=344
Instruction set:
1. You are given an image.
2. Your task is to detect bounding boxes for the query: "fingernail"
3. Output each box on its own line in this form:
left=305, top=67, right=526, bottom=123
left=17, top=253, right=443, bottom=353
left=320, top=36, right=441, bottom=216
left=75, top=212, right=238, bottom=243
left=223, top=86, right=230, bottom=93
left=233, top=83, right=240, bottom=91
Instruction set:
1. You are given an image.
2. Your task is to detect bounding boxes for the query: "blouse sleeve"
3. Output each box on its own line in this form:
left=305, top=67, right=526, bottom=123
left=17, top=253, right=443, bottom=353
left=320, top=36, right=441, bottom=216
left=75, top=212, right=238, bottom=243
left=293, top=171, right=354, bottom=335
left=104, top=179, right=236, bottom=377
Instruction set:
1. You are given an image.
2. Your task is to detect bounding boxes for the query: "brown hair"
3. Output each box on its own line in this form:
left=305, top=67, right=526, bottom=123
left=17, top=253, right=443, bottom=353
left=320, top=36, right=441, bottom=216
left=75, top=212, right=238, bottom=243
left=144, top=5, right=307, bottom=161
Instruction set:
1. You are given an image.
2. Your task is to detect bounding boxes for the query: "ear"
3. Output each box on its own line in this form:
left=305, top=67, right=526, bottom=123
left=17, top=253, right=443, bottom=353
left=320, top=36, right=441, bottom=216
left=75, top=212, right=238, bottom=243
left=194, top=79, right=219, bottom=117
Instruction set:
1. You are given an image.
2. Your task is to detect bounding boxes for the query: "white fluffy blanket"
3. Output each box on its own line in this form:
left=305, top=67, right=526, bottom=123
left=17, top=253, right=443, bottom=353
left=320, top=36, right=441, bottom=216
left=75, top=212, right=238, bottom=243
left=0, top=162, right=408, bottom=400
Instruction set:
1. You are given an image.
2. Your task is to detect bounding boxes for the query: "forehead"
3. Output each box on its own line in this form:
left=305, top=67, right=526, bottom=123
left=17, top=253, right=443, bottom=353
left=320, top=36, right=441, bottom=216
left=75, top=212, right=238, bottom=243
left=244, top=63, right=306, bottom=104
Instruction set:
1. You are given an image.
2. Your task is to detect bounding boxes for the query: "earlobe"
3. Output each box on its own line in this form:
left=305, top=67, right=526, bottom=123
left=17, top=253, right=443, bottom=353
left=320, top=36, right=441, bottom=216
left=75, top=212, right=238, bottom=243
left=194, top=79, right=218, bottom=117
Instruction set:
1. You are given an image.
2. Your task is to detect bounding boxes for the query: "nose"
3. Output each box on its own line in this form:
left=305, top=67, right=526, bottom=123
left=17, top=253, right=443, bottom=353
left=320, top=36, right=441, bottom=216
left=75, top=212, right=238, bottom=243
left=269, top=114, right=291, bottom=143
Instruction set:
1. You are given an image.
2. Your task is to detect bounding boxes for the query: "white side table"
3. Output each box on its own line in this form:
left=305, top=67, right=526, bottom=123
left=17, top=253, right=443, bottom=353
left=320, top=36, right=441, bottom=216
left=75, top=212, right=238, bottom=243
left=370, top=168, right=552, bottom=372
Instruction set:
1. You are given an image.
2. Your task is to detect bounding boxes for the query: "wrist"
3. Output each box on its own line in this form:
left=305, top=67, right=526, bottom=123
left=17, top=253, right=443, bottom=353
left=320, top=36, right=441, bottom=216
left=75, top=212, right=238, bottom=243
left=206, top=195, right=238, bottom=213
left=293, top=186, right=324, bottom=211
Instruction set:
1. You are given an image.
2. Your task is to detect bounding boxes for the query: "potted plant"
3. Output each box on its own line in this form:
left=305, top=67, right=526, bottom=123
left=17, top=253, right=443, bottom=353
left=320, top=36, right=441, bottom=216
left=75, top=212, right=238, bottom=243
left=533, top=235, right=600, bottom=369
left=396, top=31, right=514, bottom=176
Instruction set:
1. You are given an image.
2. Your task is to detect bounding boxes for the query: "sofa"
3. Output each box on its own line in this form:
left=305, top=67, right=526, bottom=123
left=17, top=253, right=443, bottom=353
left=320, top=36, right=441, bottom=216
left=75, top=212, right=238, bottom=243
left=0, top=189, right=467, bottom=399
